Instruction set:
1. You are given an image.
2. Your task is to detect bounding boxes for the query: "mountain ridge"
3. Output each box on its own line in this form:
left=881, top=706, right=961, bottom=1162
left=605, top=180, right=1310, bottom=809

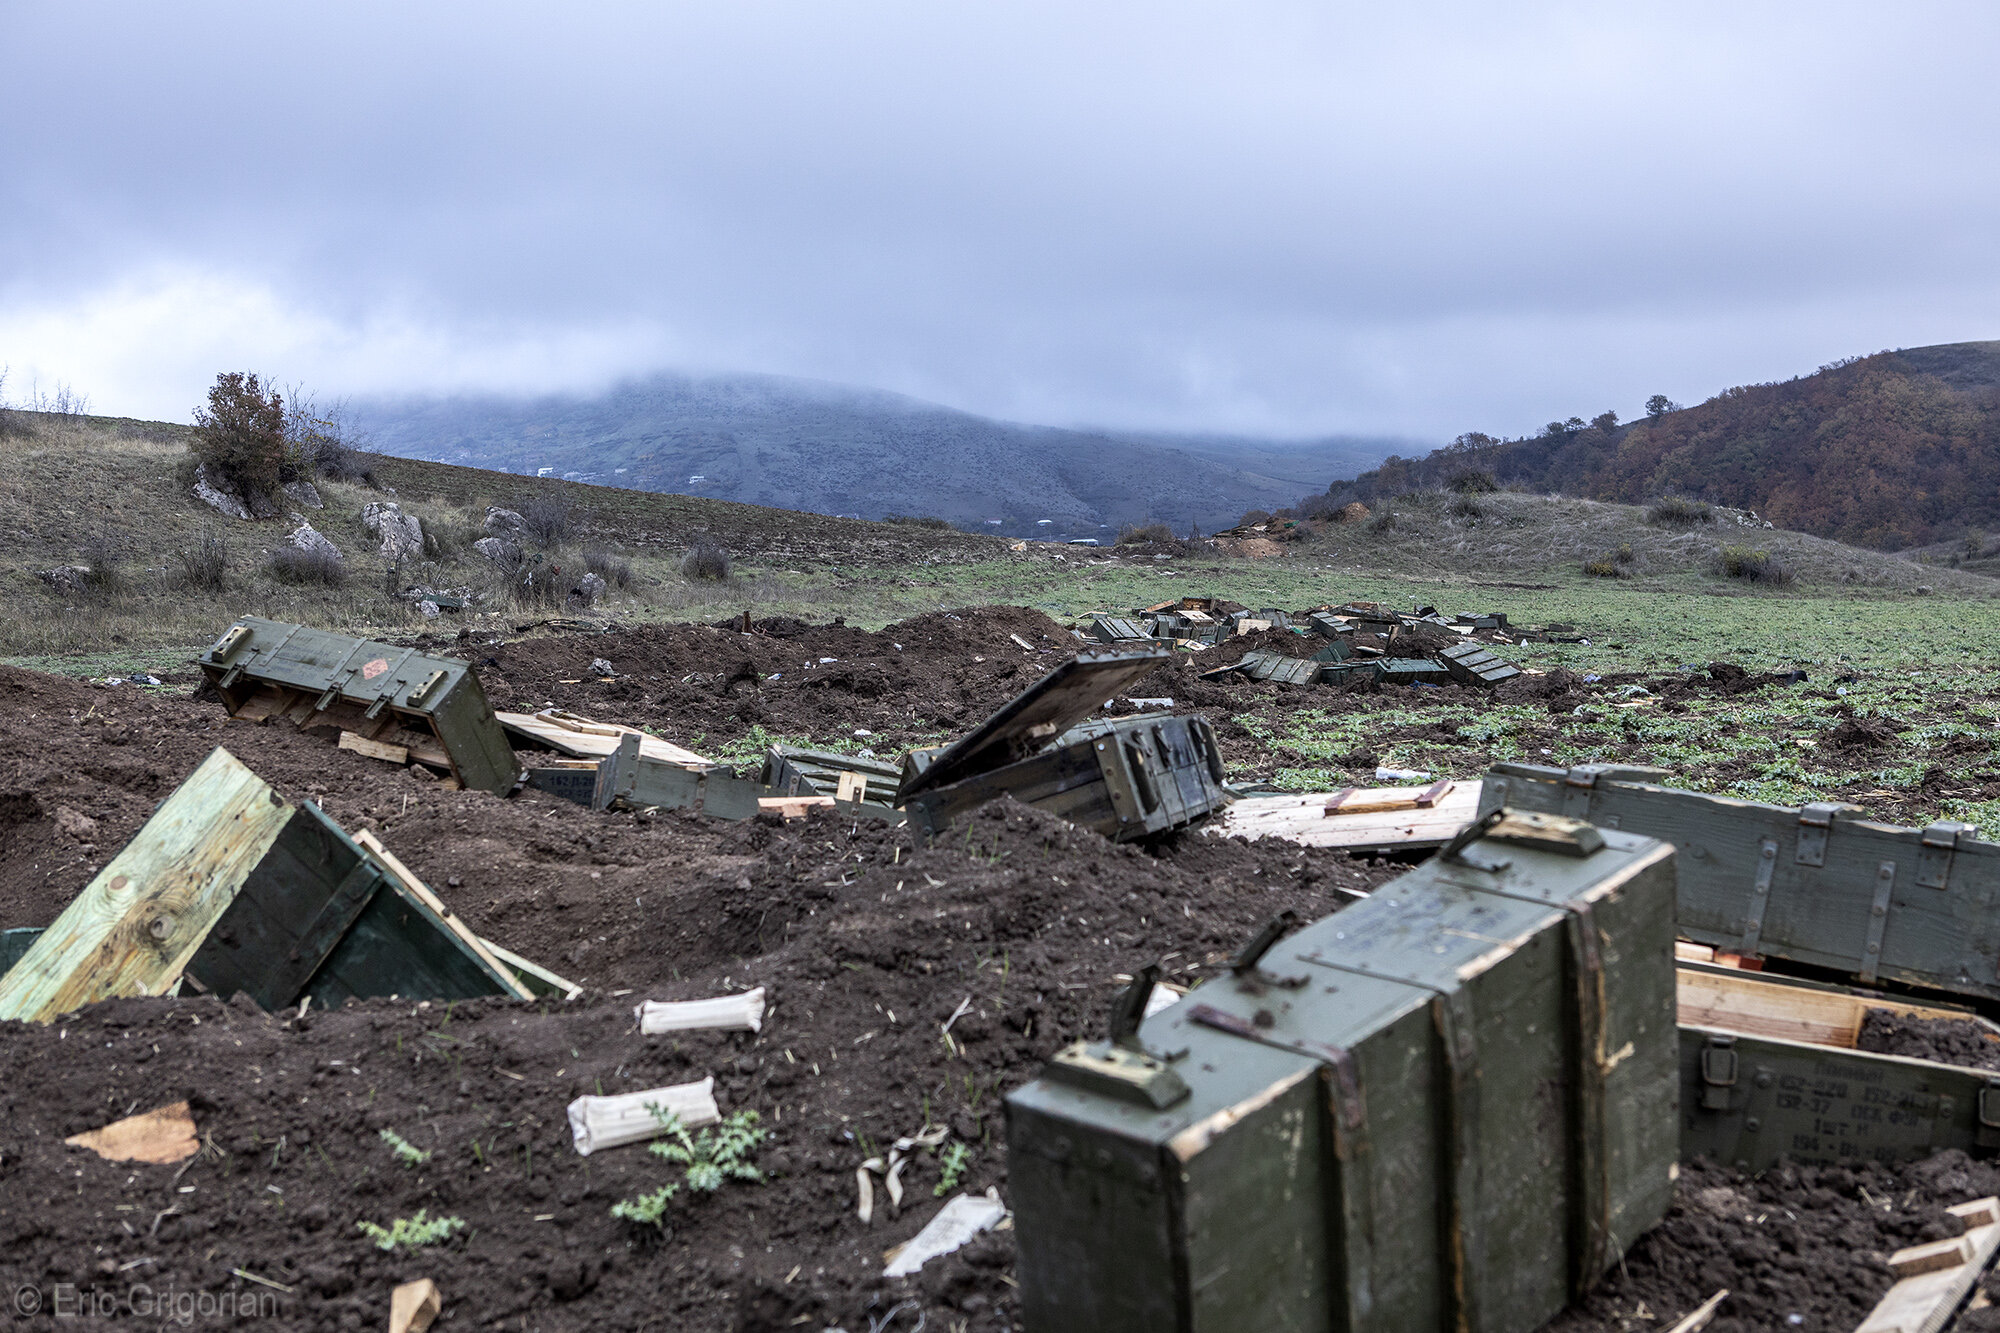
left=351, top=371, right=1411, bottom=538
left=1325, top=340, right=2000, bottom=551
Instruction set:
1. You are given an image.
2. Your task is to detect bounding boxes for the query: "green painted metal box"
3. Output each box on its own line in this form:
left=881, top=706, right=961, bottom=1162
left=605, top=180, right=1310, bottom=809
left=761, top=745, right=903, bottom=808
left=1377, top=656, right=1453, bottom=686
left=198, top=616, right=520, bottom=795
left=1006, top=811, right=1679, bottom=1333
left=1439, top=641, right=1520, bottom=687
left=902, top=713, right=1227, bottom=842
left=1480, top=762, right=2000, bottom=1005
left=1238, top=651, right=1322, bottom=686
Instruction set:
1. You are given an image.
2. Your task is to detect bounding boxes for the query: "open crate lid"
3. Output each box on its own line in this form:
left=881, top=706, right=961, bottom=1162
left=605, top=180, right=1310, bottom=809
left=895, top=646, right=1170, bottom=800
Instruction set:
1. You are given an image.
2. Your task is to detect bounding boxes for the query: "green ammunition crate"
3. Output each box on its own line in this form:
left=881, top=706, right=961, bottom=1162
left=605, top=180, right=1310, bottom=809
left=903, top=713, right=1227, bottom=842
left=1377, top=656, right=1452, bottom=686
left=1237, top=650, right=1322, bottom=686
left=1310, top=638, right=1353, bottom=664
left=1481, top=763, right=2000, bottom=1005
left=198, top=616, right=519, bottom=794
left=1676, top=962, right=2000, bottom=1172
left=1007, top=811, right=1679, bottom=1333
left=1090, top=615, right=1153, bottom=643
left=761, top=745, right=903, bottom=808
left=1439, top=641, right=1521, bottom=687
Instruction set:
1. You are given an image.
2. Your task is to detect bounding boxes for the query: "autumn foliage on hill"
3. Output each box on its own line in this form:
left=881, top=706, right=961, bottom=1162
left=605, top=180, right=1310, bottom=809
left=1328, top=346, right=2000, bottom=551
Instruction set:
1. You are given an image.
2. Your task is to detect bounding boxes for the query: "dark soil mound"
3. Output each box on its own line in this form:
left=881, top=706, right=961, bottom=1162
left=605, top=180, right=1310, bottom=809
left=1859, top=1009, right=2000, bottom=1071
left=1825, top=715, right=1902, bottom=751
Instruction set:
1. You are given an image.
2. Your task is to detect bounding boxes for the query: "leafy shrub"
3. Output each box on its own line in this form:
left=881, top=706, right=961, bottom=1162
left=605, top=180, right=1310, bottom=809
left=584, top=546, right=634, bottom=589
left=649, top=1109, right=767, bottom=1193
left=78, top=535, right=125, bottom=595
left=680, top=539, right=731, bottom=581
left=1449, top=470, right=1497, bottom=494
left=518, top=495, right=574, bottom=548
left=355, top=1210, right=463, bottom=1252
left=935, top=1141, right=971, bottom=1196
left=190, top=372, right=287, bottom=505
left=175, top=530, right=228, bottom=593
left=1583, top=554, right=1624, bottom=578
left=1649, top=495, right=1714, bottom=526
left=1447, top=495, right=1485, bottom=520
left=1117, top=521, right=1177, bottom=546
left=265, top=546, right=346, bottom=586
left=610, top=1184, right=679, bottom=1231
left=882, top=514, right=953, bottom=529
left=1615, top=542, right=1635, bottom=565
left=1717, top=544, right=1794, bottom=586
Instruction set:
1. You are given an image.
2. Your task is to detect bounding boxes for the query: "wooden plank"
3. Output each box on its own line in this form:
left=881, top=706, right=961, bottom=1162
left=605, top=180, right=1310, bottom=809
left=354, top=831, right=534, bottom=1001
left=1210, top=781, right=1484, bottom=851
left=338, top=730, right=409, bottom=764
left=478, top=936, right=583, bottom=1000
left=835, top=770, right=869, bottom=803
left=760, top=795, right=836, bottom=819
left=496, top=709, right=712, bottom=768
left=64, top=1100, right=199, bottom=1164
left=1855, top=1197, right=2000, bottom=1332
left=1666, top=1289, right=1728, bottom=1333
left=0, top=748, right=295, bottom=1023
left=1677, top=968, right=1997, bottom=1050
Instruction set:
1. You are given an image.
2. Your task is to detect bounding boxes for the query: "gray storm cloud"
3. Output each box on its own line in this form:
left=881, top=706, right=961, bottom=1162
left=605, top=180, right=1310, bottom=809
left=1, top=1, right=1995, bottom=438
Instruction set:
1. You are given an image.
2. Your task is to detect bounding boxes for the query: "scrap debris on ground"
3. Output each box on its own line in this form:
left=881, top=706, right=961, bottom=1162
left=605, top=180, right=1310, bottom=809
left=7, top=599, right=2000, bottom=1332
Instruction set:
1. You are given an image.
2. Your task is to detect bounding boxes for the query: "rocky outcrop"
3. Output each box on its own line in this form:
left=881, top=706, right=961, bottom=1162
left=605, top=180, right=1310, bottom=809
left=283, top=480, right=324, bottom=509
left=484, top=507, right=528, bottom=539
left=572, top=572, right=608, bottom=607
left=38, top=566, right=91, bottom=594
left=288, top=522, right=343, bottom=561
left=473, top=536, right=522, bottom=564
left=192, top=464, right=252, bottom=520
left=361, top=501, right=425, bottom=563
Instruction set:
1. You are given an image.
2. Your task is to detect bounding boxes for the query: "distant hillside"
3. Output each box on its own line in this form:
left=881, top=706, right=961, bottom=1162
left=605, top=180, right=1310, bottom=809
left=1328, top=341, right=2000, bottom=551
left=352, top=373, right=1408, bottom=538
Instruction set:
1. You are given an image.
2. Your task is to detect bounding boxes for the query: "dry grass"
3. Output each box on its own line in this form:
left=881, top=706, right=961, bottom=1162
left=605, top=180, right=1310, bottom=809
left=1299, top=489, right=1993, bottom=596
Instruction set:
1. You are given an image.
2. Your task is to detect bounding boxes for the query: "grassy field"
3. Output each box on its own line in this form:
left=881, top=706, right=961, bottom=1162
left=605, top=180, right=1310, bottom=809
left=8, top=409, right=2000, bottom=837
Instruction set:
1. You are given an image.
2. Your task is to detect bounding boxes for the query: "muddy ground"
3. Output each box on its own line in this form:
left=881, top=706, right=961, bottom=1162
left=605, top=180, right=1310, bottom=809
left=3, top=607, right=1997, bottom=1332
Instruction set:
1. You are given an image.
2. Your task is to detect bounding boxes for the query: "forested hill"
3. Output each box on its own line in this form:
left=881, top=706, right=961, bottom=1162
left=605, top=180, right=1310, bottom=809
left=1329, top=341, right=2000, bottom=551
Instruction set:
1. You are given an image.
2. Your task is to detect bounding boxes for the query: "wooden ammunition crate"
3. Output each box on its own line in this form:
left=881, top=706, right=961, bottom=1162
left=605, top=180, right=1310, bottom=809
left=1440, top=640, right=1521, bottom=686
left=1677, top=963, right=2000, bottom=1171
left=902, top=714, right=1227, bottom=842
left=1482, top=762, right=2000, bottom=1005
left=1007, top=811, right=1680, bottom=1333
left=198, top=616, right=519, bottom=794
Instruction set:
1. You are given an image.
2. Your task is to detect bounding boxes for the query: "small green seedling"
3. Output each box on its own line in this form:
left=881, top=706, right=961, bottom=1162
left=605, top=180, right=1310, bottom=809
left=648, top=1108, right=768, bottom=1193
left=355, top=1210, right=464, bottom=1251
left=609, top=1183, right=680, bottom=1231
left=935, top=1142, right=971, bottom=1196
left=378, top=1129, right=431, bottom=1167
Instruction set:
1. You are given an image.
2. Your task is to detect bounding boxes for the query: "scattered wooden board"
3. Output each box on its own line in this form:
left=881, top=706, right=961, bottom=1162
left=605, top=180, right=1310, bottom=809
left=1676, top=967, right=1999, bottom=1051
left=338, top=731, right=409, bottom=764
left=64, top=1100, right=199, bottom=1165
left=0, top=748, right=294, bottom=1023
left=390, top=1278, right=442, bottom=1333
left=1855, top=1197, right=2000, bottom=1332
left=496, top=709, right=712, bottom=768
left=759, top=795, right=836, bottom=819
left=1210, top=780, right=1484, bottom=851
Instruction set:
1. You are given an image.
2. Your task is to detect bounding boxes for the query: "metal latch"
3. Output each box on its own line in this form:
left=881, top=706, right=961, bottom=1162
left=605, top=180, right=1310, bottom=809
left=1795, top=803, right=1846, bottom=867
left=1700, top=1035, right=1738, bottom=1110
left=1978, top=1079, right=2000, bottom=1149
left=1230, top=912, right=1307, bottom=991
left=1917, top=821, right=1975, bottom=890
left=1044, top=963, right=1192, bottom=1108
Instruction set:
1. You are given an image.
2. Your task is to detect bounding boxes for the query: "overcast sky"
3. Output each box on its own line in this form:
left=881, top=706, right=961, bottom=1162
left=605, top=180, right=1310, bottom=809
left=3, top=3, right=1996, bottom=442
